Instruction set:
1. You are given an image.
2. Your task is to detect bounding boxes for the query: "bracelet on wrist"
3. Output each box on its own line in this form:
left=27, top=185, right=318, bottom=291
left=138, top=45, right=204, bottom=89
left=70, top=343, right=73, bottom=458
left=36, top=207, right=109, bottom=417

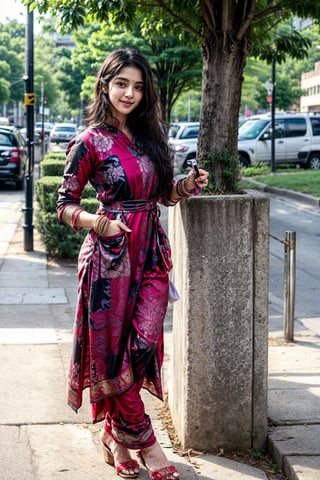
left=62, top=205, right=85, bottom=229
left=176, top=179, right=193, bottom=197
left=93, top=215, right=111, bottom=237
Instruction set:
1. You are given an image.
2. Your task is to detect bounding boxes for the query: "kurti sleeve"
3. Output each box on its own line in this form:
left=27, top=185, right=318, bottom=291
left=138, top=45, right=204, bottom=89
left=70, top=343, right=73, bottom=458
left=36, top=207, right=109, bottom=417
left=158, top=177, right=200, bottom=206
left=56, top=134, right=96, bottom=229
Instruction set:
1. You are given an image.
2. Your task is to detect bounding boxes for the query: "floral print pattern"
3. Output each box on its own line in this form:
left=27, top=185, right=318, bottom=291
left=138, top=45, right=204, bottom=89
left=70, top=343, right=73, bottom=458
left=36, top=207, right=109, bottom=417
left=57, top=125, right=174, bottom=421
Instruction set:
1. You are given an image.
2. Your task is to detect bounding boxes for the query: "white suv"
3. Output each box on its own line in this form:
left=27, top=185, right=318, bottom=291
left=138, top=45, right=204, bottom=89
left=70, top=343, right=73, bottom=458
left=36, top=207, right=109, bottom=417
left=238, top=113, right=320, bottom=169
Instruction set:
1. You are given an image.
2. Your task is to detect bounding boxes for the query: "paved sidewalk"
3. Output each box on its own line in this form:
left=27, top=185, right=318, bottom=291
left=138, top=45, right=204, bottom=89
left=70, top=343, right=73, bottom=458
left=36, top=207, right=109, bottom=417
left=0, top=196, right=319, bottom=480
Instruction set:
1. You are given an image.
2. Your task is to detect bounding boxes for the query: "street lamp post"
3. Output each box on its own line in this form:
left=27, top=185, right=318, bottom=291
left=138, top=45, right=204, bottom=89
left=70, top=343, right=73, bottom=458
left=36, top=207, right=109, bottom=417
left=271, top=55, right=276, bottom=174
left=23, top=5, right=35, bottom=251
left=41, top=79, right=45, bottom=164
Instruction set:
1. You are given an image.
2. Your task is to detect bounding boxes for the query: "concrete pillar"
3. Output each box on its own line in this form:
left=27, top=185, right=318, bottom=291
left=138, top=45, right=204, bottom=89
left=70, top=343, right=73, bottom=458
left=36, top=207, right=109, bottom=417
left=167, top=190, right=269, bottom=451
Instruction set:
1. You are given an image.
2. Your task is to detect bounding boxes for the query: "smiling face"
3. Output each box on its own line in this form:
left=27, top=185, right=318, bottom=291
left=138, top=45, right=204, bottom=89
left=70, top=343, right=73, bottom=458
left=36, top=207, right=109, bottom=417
left=107, top=66, right=144, bottom=124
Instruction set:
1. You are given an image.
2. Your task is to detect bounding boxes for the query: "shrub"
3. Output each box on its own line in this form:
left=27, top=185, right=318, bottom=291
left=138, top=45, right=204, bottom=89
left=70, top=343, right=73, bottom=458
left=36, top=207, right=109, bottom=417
left=35, top=211, right=87, bottom=258
left=40, top=159, right=66, bottom=177
left=43, top=152, right=66, bottom=161
left=35, top=168, right=98, bottom=259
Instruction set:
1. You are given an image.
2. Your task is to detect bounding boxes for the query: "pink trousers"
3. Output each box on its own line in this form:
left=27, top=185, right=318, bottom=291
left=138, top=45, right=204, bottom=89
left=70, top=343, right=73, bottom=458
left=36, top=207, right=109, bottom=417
left=99, top=376, right=156, bottom=450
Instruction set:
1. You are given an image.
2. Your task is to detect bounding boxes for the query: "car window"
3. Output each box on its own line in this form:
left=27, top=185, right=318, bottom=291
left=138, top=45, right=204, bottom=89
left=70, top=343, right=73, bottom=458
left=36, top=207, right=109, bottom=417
left=15, top=131, right=25, bottom=146
left=55, top=126, right=76, bottom=132
left=0, top=132, right=14, bottom=146
left=169, top=125, right=180, bottom=138
left=238, top=119, right=270, bottom=140
left=181, top=127, right=199, bottom=139
left=285, top=118, right=307, bottom=137
left=310, top=117, right=320, bottom=136
left=274, top=119, right=285, bottom=138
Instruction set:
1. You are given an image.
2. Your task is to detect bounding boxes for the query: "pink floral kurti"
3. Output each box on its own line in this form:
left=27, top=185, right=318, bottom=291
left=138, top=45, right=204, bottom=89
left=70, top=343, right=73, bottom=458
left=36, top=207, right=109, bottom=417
left=57, top=125, right=174, bottom=422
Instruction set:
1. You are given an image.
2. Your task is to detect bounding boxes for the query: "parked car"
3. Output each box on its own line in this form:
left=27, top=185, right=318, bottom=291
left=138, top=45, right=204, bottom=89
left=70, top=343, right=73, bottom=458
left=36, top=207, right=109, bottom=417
left=0, top=117, right=10, bottom=126
left=49, top=123, right=77, bottom=144
left=169, top=117, right=247, bottom=173
left=238, top=113, right=320, bottom=169
left=35, top=121, right=54, bottom=143
left=168, top=122, right=199, bottom=173
left=77, top=124, right=86, bottom=134
left=0, top=126, right=27, bottom=190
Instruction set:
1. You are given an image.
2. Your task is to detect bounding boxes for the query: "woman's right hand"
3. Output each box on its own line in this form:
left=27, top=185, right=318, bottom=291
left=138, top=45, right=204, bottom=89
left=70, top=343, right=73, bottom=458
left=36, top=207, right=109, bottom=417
left=108, top=219, right=132, bottom=236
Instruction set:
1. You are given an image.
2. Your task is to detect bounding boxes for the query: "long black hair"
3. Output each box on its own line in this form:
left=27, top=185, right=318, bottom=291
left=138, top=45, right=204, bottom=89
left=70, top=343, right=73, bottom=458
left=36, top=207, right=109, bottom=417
left=86, top=48, right=173, bottom=196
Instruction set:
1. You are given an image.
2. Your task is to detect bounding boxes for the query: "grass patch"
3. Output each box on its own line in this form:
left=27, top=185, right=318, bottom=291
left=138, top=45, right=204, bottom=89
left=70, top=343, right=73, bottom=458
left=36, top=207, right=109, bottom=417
left=241, top=164, right=320, bottom=197
left=241, top=164, right=295, bottom=177
left=257, top=170, right=320, bottom=197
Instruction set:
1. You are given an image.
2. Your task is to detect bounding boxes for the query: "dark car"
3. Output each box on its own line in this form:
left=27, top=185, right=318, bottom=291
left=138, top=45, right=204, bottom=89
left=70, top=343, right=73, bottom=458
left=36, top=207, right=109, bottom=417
left=0, top=126, right=27, bottom=190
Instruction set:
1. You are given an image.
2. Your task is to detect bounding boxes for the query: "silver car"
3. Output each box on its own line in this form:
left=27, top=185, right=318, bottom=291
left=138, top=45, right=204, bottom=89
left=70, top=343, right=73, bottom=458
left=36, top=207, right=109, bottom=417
left=49, top=123, right=77, bottom=144
left=168, top=122, right=199, bottom=173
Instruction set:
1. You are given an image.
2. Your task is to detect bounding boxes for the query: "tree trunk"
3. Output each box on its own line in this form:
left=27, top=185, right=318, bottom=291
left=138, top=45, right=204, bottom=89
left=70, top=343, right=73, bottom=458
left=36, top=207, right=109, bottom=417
left=198, top=31, right=251, bottom=192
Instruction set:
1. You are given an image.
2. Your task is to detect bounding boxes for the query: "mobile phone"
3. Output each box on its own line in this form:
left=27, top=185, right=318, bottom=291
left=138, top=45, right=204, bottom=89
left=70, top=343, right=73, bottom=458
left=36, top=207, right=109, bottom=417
left=191, top=159, right=200, bottom=178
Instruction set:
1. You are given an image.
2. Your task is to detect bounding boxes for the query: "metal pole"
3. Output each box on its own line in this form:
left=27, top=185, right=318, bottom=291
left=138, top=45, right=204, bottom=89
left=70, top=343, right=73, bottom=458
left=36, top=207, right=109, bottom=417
left=271, top=56, right=276, bottom=174
left=23, top=6, right=35, bottom=252
left=23, top=6, right=34, bottom=251
left=41, top=79, right=45, bottom=166
left=283, top=231, right=296, bottom=341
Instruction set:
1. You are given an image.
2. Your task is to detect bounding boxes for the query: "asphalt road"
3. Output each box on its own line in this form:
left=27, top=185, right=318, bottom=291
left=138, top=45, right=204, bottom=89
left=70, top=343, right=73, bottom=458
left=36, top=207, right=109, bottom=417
left=268, top=194, right=320, bottom=335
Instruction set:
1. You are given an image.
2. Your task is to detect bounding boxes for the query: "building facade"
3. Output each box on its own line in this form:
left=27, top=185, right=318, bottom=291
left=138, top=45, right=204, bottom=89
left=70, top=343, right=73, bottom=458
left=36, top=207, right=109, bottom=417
left=301, top=61, right=320, bottom=112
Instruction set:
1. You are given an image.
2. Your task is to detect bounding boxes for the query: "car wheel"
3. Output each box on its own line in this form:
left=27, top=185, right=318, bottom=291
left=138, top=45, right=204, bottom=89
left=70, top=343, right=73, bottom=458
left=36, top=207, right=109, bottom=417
left=239, top=154, right=250, bottom=168
left=308, top=153, right=320, bottom=169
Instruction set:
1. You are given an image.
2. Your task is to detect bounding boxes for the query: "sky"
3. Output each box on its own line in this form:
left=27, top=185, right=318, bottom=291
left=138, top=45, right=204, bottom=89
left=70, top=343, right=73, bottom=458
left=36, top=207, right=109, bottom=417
left=1, top=0, right=27, bottom=23
left=1, top=0, right=41, bottom=32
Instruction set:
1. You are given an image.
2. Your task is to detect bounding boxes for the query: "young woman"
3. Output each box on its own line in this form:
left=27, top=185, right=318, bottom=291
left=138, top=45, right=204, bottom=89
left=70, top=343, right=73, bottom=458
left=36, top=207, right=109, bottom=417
left=57, top=48, right=208, bottom=480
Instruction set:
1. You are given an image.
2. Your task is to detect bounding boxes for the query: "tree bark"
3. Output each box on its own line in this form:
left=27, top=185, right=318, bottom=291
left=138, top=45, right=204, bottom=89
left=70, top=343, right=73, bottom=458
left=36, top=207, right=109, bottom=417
left=198, top=28, right=251, bottom=192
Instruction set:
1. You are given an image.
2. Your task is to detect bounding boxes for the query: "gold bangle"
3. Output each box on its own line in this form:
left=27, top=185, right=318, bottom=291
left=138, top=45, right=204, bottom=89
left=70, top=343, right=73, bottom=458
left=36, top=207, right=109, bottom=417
left=176, top=179, right=193, bottom=197
left=62, top=205, right=84, bottom=227
left=93, top=215, right=111, bottom=237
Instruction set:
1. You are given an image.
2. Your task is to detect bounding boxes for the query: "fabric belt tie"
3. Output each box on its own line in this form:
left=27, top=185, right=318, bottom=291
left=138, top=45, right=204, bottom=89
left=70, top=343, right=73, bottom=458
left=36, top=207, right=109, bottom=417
left=98, top=200, right=171, bottom=271
left=99, top=199, right=158, bottom=214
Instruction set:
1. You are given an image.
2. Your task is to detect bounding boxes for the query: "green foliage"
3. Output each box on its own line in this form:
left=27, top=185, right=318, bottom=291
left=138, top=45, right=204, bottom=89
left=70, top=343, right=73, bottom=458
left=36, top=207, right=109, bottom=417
left=35, top=210, right=87, bottom=258
left=0, top=20, right=24, bottom=106
left=43, top=152, right=66, bottom=161
left=253, top=30, right=312, bottom=65
left=36, top=192, right=99, bottom=259
left=71, top=21, right=202, bottom=122
left=171, top=90, right=201, bottom=121
left=255, top=170, right=320, bottom=197
left=36, top=174, right=96, bottom=211
left=40, top=160, right=66, bottom=177
left=201, top=150, right=241, bottom=195
left=26, top=0, right=320, bottom=194
left=241, top=164, right=273, bottom=177
left=35, top=151, right=98, bottom=259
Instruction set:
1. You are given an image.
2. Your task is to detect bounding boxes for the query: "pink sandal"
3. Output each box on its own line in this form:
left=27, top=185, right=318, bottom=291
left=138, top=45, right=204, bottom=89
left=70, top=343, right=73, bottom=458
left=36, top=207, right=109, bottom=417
left=137, top=450, right=179, bottom=480
left=102, top=441, right=140, bottom=479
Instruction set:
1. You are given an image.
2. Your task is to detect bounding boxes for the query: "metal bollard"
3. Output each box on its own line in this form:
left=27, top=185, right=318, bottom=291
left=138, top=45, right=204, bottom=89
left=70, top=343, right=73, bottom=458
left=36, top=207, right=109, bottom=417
left=283, top=231, right=296, bottom=341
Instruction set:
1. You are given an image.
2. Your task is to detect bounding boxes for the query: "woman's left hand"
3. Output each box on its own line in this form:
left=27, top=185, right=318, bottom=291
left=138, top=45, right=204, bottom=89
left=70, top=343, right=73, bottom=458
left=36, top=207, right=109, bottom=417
left=184, top=167, right=209, bottom=191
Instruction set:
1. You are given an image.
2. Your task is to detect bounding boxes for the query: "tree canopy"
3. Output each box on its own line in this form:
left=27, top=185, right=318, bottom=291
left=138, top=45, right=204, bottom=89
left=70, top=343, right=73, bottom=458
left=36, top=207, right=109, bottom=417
left=25, top=0, right=320, bottom=192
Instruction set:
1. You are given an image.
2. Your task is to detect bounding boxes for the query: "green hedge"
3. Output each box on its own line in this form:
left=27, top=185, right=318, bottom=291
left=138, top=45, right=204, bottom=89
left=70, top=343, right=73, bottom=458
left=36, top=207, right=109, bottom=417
left=40, top=159, right=66, bottom=177
left=35, top=211, right=88, bottom=258
left=35, top=153, right=99, bottom=260
left=36, top=176, right=96, bottom=211
left=43, top=152, right=66, bottom=161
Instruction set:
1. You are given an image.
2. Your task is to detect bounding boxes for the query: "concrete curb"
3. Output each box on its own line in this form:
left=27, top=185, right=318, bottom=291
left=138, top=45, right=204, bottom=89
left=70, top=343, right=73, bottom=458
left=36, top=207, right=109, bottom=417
left=245, top=178, right=320, bottom=208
